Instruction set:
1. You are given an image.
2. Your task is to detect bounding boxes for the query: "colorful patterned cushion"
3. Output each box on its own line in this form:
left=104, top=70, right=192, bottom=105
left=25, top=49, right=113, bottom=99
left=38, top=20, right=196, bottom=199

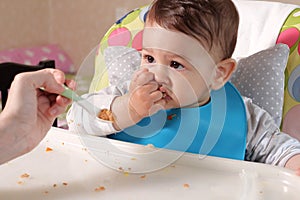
left=89, top=5, right=150, bottom=93
left=276, top=8, right=300, bottom=140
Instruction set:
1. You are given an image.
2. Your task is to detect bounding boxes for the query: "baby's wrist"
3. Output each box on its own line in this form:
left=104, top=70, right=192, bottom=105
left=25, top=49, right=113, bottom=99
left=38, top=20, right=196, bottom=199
left=111, top=95, right=141, bottom=130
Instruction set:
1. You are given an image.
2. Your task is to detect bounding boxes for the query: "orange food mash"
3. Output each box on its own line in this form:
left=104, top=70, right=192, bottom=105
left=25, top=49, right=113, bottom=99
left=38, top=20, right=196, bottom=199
left=98, top=109, right=114, bottom=122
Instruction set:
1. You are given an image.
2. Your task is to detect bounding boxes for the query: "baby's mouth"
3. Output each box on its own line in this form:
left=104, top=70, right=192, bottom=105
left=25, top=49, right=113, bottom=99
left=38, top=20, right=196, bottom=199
left=163, top=93, right=172, bottom=102
left=160, top=86, right=172, bottom=101
left=162, top=92, right=167, bottom=98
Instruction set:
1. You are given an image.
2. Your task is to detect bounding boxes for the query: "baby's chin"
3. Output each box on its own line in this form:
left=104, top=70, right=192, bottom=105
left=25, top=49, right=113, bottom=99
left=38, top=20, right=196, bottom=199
left=161, top=91, right=199, bottom=109
left=161, top=99, right=177, bottom=110
left=160, top=93, right=177, bottom=109
left=163, top=99, right=182, bottom=110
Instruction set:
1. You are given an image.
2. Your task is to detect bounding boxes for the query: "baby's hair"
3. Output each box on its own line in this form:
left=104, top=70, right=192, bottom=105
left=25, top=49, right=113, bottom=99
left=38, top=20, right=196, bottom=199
left=146, top=0, right=239, bottom=62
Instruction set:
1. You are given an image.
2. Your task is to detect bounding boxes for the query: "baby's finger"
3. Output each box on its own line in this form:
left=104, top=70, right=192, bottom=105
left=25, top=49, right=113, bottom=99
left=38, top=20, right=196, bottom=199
left=138, top=81, right=159, bottom=93
left=134, top=68, right=149, bottom=77
left=150, top=90, right=163, bottom=102
left=131, top=68, right=147, bottom=83
left=149, top=102, right=165, bottom=115
left=154, top=98, right=166, bottom=108
left=135, top=71, right=155, bottom=86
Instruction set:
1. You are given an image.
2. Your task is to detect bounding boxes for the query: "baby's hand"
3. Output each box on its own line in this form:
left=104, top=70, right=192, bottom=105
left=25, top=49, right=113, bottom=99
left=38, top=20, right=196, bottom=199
left=129, top=68, right=155, bottom=92
left=128, top=68, right=164, bottom=119
left=111, top=68, right=166, bottom=130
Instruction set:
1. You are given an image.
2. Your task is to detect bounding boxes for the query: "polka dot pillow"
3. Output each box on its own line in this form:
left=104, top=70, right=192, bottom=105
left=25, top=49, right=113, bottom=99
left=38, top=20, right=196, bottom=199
left=230, top=44, right=290, bottom=126
left=104, top=46, right=141, bottom=87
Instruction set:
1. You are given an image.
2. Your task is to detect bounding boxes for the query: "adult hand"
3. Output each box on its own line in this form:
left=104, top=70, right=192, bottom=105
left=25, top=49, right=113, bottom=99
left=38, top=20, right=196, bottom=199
left=0, top=69, right=74, bottom=164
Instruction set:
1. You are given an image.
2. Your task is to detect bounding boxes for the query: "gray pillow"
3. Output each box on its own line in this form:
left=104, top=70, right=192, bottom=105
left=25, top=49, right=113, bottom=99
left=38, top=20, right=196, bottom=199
left=230, top=44, right=290, bottom=126
left=104, top=46, right=141, bottom=86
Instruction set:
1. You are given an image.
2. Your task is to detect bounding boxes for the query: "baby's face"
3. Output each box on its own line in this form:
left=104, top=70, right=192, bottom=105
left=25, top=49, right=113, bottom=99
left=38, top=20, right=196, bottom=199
left=141, top=48, right=215, bottom=109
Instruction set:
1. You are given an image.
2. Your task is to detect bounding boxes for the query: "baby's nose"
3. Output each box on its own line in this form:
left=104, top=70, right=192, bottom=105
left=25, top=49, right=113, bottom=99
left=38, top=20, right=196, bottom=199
left=147, top=64, right=171, bottom=85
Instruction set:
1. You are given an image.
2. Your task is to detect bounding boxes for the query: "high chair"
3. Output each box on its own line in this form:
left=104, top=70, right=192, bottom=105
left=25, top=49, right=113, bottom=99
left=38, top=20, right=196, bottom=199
left=87, top=3, right=300, bottom=140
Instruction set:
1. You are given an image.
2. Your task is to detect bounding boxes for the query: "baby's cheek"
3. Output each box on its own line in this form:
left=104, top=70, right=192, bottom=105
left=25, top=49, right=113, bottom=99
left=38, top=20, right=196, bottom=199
left=174, top=90, right=195, bottom=106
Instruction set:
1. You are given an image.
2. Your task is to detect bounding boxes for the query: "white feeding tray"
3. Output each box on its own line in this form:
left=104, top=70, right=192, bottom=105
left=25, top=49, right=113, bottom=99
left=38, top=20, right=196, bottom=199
left=0, top=127, right=299, bottom=200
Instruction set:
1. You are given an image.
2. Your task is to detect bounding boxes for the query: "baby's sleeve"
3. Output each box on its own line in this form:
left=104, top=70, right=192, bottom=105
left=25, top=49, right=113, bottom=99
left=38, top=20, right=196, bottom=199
left=244, top=97, right=300, bottom=167
left=66, top=82, right=129, bottom=136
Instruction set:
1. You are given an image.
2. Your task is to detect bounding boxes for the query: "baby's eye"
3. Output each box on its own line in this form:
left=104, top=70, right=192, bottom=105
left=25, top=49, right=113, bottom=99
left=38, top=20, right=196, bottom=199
left=144, top=55, right=155, bottom=63
left=170, top=61, right=184, bottom=70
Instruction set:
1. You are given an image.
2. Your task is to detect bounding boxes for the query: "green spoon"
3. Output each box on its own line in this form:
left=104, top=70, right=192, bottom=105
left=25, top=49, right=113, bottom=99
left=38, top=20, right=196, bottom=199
left=46, top=85, right=112, bottom=123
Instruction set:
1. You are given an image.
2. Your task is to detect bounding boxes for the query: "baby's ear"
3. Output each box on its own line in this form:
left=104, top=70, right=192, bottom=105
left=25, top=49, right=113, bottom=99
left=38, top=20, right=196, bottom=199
left=211, top=58, right=236, bottom=90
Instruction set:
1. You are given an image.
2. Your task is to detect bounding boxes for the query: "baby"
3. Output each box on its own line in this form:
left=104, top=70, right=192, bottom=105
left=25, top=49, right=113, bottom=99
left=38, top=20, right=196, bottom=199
left=68, top=0, right=300, bottom=172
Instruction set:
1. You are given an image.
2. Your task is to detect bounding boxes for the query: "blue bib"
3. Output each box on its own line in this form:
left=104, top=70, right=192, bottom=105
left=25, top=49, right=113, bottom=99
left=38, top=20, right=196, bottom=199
left=108, top=82, right=247, bottom=160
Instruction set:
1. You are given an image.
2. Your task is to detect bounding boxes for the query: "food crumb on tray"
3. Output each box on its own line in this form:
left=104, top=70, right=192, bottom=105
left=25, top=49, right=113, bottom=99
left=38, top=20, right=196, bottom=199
left=183, top=183, right=190, bottom=188
left=140, top=175, right=146, bottom=179
left=94, top=186, right=106, bottom=192
left=17, top=181, right=24, bottom=185
left=45, top=147, right=53, bottom=152
left=20, top=173, right=30, bottom=178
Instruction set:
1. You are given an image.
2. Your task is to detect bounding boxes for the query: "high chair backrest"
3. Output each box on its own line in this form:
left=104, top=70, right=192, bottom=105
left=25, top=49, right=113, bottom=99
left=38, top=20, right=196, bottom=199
left=275, top=8, right=300, bottom=140
left=89, top=5, right=149, bottom=92
left=88, top=2, right=300, bottom=139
